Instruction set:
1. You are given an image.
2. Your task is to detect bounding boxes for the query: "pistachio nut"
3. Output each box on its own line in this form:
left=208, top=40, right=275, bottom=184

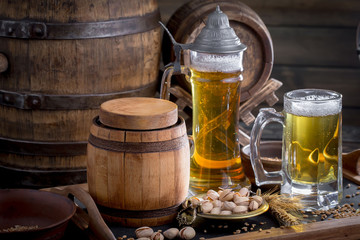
left=200, top=200, right=213, bottom=213
left=189, top=197, right=201, bottom=207
left=212, top=199, right=223, bottom=208
left=135, top=226, right=154, bottom=238
left=219, top=189, right=234, bottom=201
left=206, top=189, right=220, bottom=201
left=251, top=195, right=263, bottom=205
left=249, top=200, right=259, bottom=211
left=220, top=210, right=232, bottom=215
left=210, top=207, right=221, bottom=214
left=238, top=187, right=250, bottom=197
left=163, top=228, right=179, bottom=240
left=179, top=226, right=196, bottom=240
left=151, top=232, right=164, bottom=240
left=233, top=205, right=248, bottom=214
left=233, top=196, right=250, bottom=206
left=222, top=201, right=237, bottom=211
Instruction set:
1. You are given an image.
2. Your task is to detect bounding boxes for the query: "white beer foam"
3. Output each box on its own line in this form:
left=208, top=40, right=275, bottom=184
left=190, top=52, right=243, bottom=73
left=285, top=94, right=342, bottom=117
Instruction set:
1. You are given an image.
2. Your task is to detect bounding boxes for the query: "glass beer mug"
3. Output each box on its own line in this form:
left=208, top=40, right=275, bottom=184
left=250, top=89, right=342, bottom=210
left=160, top=6, right=250, bottom=194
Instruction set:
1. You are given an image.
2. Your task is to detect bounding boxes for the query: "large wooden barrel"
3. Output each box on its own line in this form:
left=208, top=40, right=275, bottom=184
left=87, top=98, right=190, bottom=227
left=0, top=0, right=161, bottom=188
left=162, top=0, right=273, bottom=102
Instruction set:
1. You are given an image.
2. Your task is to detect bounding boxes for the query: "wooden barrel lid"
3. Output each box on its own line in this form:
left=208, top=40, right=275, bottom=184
left=162, top=0, right=273, bottom=102
left=99, top=97, right=178, bottom=130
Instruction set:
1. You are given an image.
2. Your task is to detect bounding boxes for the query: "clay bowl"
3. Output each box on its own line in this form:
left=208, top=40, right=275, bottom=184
left=241, top=141, right=282, bottom=189
left=0, top=189, right=76, bottom=240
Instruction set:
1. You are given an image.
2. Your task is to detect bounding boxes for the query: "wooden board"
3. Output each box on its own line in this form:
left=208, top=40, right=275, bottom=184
left=159, top=0, right=360, bottom=27
left=269, top=27, right=359, bottom=67
left=239, top=0, right=360, bottom=27
left=208, top=215, right=360, bottom=240
left=272, top=66, right=360, bottom=107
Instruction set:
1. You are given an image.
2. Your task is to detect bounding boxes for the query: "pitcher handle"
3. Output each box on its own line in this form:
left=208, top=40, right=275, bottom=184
left=160, top=65, right=174, bottom=100
left=250, top=108, right=284, bottom=186
left=160, top=65, right=191, bottom=100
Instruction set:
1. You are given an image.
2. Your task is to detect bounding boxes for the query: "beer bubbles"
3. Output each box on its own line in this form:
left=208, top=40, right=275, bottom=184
left=284, top=89, right=342, bottom=117
left=190, top=51, right=243, bottom=74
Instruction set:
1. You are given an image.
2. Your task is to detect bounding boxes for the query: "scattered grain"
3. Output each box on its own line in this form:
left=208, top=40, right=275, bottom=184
left=0, top=225, right=39, bottom=233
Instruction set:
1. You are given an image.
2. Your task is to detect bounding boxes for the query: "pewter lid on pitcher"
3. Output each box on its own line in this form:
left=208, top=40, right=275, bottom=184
left=159, top=5, right=246, bottom=73
left=190, top=6, right=247, bottom=54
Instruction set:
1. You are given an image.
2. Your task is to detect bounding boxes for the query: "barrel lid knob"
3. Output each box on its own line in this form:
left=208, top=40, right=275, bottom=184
left=99, top=97, right=178, bottom=130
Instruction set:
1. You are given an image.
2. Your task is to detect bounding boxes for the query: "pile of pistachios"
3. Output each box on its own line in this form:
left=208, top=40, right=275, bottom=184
left=191, top=188, right=263, bottom=215
left=134, top=226, right=196, bottom=240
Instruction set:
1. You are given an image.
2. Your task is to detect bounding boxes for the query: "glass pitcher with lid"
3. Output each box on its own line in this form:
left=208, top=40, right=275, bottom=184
left=160, top=6, right=250, bottom=194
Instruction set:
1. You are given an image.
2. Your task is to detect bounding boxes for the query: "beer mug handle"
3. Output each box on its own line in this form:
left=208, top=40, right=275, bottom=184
left=250, top=108, right=284, bottom=186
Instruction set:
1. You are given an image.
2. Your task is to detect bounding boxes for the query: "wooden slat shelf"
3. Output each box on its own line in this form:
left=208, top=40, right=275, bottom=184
left=209, top=215, right=360, bottom=240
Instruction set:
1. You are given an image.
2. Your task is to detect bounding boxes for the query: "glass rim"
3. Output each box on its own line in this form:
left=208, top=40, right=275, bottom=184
left=284, top=89, right=342, bottom=102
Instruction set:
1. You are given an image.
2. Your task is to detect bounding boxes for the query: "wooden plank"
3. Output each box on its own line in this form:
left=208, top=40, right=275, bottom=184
left=208, top=215, right=360, bottom=240
left=158, top=0, right=360, bottom=27
left=241, top=0, right=360, bottom=27
left=269, top=26, right=358, bottom=67
left=271, top=66, right=360, bottom=107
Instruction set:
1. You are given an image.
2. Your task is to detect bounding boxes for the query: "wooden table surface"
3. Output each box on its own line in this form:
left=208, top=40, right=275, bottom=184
left=58, top=177, right=360, bottom=240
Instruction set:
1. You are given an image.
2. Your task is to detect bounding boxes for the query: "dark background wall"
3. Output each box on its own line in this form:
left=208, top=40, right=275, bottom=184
left=158, top=0, right=360, bottom=128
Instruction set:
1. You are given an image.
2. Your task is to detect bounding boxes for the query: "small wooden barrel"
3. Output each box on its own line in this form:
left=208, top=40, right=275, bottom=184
left=162, top=0, right=273, bottom=102
left=0, top=0, right=161, bottom=188
left=87, top=97, right=190, bottom=227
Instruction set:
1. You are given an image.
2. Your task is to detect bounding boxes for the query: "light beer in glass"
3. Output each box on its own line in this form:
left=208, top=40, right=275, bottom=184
left=189, top=51, right=249, bottom=193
